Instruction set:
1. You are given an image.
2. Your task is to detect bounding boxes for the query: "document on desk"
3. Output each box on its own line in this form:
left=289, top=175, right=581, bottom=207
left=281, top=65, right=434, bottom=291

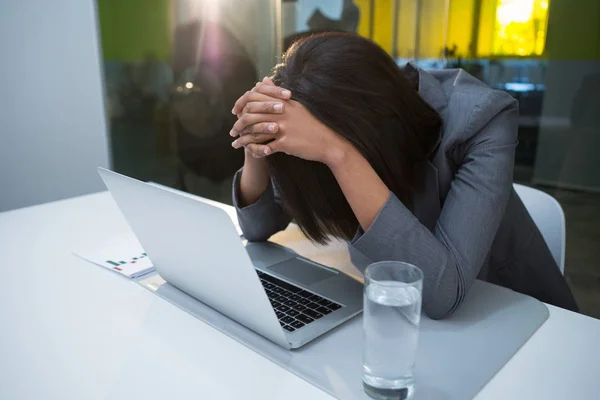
left=73, top=233, right=155, bottom=279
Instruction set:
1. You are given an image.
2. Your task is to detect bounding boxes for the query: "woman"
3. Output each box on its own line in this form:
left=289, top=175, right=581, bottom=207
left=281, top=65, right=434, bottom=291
left=228, top=33, right=578, bottom=319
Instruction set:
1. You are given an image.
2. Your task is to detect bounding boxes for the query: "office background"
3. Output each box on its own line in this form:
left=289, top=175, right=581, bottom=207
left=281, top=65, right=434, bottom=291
left=0, top=0, right=598, bottom=317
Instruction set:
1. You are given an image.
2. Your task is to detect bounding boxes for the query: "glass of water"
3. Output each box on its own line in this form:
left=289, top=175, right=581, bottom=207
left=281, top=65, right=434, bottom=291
left=362, top=261, right=424, bottom=400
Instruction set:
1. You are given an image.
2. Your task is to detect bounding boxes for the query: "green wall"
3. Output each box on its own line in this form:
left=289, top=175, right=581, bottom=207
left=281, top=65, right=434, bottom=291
left=545, top=0, right=600, bottom=60
left=97, top=0, right=171, bottom=61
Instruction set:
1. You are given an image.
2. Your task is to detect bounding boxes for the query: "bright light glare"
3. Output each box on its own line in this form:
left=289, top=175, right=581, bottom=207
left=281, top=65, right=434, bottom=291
left=185, top=82, right=194, bottom=89
left=492, top=0, right=550, bottom=56
left=496, top=0, right=534, bottom=25
left=205, top=0, right=220, bottom=22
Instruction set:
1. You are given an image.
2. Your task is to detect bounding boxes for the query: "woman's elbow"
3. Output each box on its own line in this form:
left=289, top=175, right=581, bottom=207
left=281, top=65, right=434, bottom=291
left=423, top=301, right=457, bottom=320
left=422, top=270, right=466, bottom=320
left=241, top=228, right=271, bottom=242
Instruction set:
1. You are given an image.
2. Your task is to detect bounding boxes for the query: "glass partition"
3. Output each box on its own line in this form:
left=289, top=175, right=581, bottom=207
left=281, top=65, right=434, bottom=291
left=97, top=0, right=600, bottom=318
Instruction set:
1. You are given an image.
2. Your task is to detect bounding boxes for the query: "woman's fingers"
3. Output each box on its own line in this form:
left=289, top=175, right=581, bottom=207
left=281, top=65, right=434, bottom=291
left=230, top=113, right=277, bottom=137
left=263, top=137, right=287, bottom=156
left=232, top=133, right=273, bottom=149
left=232, top=124, right=279, bottom=149
left=240, top=135, right=288, bottom=157
left=231, top=77, right=289, bottom=156
left=242, top=101, right=284, bottom=115
left=232, top=83, right=291, bottom=115
left=232, top=91, right=275, bottom=115
left=254, top=81, right=291, bottom=100
left=245, top=143, right=271, bottom=158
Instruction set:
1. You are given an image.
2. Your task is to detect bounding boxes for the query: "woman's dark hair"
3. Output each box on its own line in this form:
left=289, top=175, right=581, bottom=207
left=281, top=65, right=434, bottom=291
left=268, top=32, right=441, bottom=244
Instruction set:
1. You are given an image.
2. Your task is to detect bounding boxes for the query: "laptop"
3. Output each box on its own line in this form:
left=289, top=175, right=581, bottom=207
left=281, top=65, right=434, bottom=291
left=98, top=168, right=363, bottom=349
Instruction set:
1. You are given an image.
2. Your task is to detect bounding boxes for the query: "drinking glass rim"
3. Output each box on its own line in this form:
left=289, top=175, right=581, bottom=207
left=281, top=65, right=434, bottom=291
left=364, top=261, right=424, bottom=286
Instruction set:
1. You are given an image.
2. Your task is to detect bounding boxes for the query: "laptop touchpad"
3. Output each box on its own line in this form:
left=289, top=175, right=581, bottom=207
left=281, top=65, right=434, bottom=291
left=267, top=258, right=337, bottom=286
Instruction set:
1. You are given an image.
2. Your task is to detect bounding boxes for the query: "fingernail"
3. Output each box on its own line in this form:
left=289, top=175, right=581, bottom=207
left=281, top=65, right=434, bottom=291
left=264, top=147, right=270, bottom=155
left=281, top=89, right=291, bottom=97
left=231, top=140, right=238, bottom=148
left=263, top=76, right=269, bottom=81
left=273, top=103, right=283, bottom=111
left=229, top=130, right=236, bottom=137
left=268, top=123, right=276, bottom=132
left=231, top=108, right=235, bottom=114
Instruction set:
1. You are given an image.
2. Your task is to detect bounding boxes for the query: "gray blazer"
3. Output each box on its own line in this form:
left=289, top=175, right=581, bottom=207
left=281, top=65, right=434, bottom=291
left=232, top=65, right=578, bottom=319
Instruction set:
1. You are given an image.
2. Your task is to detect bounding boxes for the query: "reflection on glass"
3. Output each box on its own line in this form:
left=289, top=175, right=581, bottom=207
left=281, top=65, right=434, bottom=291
left=98, top=0, right=278, bottom=204
left=283, top=0, right=363, bottom=50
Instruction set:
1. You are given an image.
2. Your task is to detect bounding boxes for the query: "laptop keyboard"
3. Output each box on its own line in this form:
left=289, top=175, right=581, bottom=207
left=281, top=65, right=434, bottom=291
left=256, top=270, right=343, bottom=333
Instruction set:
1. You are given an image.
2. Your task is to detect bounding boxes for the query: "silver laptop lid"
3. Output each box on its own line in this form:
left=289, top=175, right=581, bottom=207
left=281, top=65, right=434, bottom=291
left=98, top=168, right=289, bottom=348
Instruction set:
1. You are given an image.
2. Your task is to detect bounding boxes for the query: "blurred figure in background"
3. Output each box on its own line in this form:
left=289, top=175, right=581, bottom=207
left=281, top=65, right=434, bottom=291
left=171, top=20, right=257, bottom=202
left=138, top=53, right=174, bottom=155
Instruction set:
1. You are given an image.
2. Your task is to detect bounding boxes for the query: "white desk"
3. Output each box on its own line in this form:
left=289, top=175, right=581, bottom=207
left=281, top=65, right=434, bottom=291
left=1, top=192, right=599, bottom=400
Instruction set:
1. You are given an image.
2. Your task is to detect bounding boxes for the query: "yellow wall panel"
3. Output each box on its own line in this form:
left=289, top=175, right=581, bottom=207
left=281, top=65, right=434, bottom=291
left=418, top=0, right=446, bottom=58
left=373, top=0, right=394, bottom=53
left=396, top=0, right=418, bottom=58
left=354, top=0, right=373, bottom=38
left=446, top=0, right=475, bottom=57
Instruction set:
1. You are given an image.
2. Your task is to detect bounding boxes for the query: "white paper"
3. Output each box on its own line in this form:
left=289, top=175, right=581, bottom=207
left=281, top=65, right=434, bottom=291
left=73, top=233, right=155, bottom=279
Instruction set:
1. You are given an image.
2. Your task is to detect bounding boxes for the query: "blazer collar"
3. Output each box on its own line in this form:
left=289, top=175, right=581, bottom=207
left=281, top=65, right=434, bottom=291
left=406, top=62, right=448, bottom=118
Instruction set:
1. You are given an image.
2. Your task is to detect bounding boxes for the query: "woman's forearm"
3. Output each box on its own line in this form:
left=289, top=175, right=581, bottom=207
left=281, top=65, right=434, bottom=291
left=239, top=149, right=271, bottom=207
left=325, top=142, right=391, bottom=231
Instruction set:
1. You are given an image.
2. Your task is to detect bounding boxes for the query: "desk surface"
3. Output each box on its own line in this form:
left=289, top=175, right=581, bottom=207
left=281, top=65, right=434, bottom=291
left=1, top=192, right=599, bottom=400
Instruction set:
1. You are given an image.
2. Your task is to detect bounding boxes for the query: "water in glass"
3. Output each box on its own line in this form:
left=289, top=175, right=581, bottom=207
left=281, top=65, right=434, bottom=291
left=363, top=280, right=422, bottom=399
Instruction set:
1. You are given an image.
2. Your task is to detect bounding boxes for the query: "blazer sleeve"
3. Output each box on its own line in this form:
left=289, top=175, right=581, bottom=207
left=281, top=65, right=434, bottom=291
left=232, top=168, right=292, bottom=242
left=351, top=90, right=519, bottom=319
